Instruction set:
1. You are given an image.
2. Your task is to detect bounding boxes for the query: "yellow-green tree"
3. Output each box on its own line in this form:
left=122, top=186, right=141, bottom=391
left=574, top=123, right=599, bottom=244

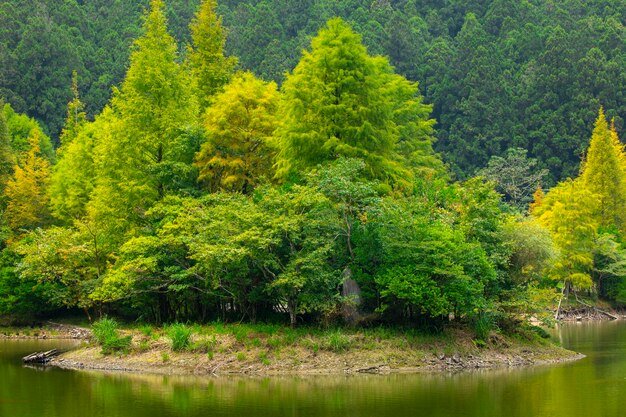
left=49, top=74, right=95, bottom=223
left=534, top=179, right=597, bottom=289
left=187, top=0, right=237, bottom=112
left=4, top=129, right=51, bottom=231
left=580, top=108, right=626, bottom=231
left=273, top=18, right=438, bottom=189
left=59, top=71, right=87, bottom=147
left=195, top=72, right=279, bottom=194
left=89, top=0, right=197, bottom=240
left=0, top=100, right=15, bottom=198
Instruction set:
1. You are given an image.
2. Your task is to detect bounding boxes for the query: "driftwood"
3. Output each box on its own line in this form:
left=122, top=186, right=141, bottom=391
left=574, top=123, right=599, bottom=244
left=574, top=292, right=619, bottom=320
left=22, top=349, right=59, bottom=364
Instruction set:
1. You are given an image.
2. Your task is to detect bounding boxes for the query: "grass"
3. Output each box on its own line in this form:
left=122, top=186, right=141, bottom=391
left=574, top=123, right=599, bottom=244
left=68, top=319, right=564, bottom=372
left=166, top=323, right=193, bottom=351
left=91, top=317, right=132, bottom=355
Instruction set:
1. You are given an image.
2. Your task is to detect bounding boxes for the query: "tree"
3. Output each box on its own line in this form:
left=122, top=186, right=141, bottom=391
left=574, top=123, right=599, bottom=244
left=478, top=148, right=548, bottom=209
left=273, top=18, right=437, bottom=189
left=0, top=100, right=15, bottom=198
left=89, top=0, right=197, bottom=241
left=16, top=225, right=103, bottom=321
left=194, top=72, right=279, bottom=194
left=580, top=108, right=626, bottom=231
left=187, top=0, right=238, bottom=112
left=59, top=71, right=87, bottom=147
left=4, top=128, right=51, bottom=232
left=534, top=179, right=597, bottom=290
left=49, top=73, right=94, bottom=223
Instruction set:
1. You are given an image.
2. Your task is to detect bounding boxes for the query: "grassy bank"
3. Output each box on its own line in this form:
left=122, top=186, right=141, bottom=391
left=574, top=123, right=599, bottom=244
left=37, top=321, right=584, bottom=376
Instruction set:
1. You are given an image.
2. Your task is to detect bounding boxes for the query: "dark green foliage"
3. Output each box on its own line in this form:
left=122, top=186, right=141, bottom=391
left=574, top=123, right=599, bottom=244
left=473, top=311, right=497, bottom=341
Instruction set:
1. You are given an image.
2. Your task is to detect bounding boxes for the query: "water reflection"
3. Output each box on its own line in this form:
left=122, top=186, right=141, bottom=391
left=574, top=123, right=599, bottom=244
left=1, top=322, right=626, bottom=417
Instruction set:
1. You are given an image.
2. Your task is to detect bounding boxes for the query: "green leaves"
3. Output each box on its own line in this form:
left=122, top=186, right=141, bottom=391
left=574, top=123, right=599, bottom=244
left=273, top=18, right=438, bottom=190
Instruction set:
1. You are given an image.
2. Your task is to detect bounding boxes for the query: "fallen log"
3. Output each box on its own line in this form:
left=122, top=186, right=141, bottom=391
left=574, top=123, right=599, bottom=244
left=22, top=349, right=58, bottom=364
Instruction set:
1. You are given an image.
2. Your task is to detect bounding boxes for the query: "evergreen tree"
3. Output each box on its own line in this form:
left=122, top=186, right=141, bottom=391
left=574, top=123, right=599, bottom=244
left=580, top=108, right=626, bottom=231
left=273, top=18, right=437, bottom=189
left=187, top=0, right=238, bottom=112
left=0, top=100, right=15, bottom=196
left=4, top=128, right=51, bottom=231
left=89, top=0, right=197, bottom=238
left=195, top=72, right=279, bottom=194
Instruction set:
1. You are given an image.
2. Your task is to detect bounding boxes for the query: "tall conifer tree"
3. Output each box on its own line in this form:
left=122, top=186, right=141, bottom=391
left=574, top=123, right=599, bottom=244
left=580, top=108, right=626, bottom=231
left=273, top=18, right=438, bottom=189
left=89, top=0, right=197, bottom=237
left=4, top=129, right=50, bottom=231
left=187, top=0, right=237, bottom=112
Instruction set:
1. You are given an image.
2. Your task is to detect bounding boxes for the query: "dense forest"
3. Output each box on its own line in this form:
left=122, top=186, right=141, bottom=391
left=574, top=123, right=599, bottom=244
left=1, top=0, right=624, bottom=181
left=0, top=0, right=624, bottom=331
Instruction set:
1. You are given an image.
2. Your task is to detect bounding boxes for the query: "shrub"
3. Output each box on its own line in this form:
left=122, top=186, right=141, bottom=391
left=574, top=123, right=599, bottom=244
left=473, top=311, right=497, bottom=341
left=91, top=317, right=131, bottom=355
left=167, top=323, right=192, bottom=351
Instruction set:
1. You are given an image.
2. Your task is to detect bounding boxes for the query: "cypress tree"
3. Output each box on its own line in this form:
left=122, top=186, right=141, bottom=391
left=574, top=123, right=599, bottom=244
left=187, top=0, right=237, bottom=112
left=580, top=108, right=626, bottom=231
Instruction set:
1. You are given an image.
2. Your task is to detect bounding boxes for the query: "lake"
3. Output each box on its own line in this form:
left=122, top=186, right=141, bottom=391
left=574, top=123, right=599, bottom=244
left=1, top=321, right=624, bottom=417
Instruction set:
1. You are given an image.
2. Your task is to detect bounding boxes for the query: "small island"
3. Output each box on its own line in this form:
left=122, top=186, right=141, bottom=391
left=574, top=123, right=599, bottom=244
left=0, top=0, right=624, bottom=381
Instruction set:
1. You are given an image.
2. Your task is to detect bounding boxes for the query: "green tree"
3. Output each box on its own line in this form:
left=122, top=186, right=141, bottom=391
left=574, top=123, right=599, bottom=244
left=187, top=0, right=238, bottom=112
left=16, top=224, right=103, bottom=321
left=478, top=148, right=548, bottom=209
left=195, top=72, right=279, bottom=194
left=273, top=18, right=437, bottom=189
left=89, top=0, right=198, bottom=241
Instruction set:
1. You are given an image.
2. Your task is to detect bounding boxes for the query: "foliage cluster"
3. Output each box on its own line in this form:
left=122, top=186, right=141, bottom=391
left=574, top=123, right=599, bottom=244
left=0, top=1, right=623, bottom=185
left=0, top=0, right=622, bottom=335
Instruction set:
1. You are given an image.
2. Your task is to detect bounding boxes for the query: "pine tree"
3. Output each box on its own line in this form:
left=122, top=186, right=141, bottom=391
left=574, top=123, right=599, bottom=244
left=195, top=72, right=279, bottom=194
left=4, top=128, right=51, bottom=231
left=273, top=18, right=437, bottom=189
left=187, top=0, right=238, bottom=112
left=580, top=108, right=626, bottom=231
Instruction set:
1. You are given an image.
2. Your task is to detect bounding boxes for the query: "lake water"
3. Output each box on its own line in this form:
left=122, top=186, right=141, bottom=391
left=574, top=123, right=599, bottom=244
left=1, top=322, right=625, bottom=417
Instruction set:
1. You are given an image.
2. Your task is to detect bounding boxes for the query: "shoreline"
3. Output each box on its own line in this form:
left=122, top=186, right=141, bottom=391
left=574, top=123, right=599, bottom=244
left=49, top=348, right=584, bottom=377
left=2, top=323, right=585, bottom=377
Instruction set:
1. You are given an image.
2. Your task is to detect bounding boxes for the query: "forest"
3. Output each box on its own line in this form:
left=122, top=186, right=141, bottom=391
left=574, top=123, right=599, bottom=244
left=0, top=0, right=624, bottom=331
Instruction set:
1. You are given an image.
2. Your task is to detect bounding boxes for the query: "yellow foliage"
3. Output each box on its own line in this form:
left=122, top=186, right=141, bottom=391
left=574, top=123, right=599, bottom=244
left=4, top=129, right=51, bottom=231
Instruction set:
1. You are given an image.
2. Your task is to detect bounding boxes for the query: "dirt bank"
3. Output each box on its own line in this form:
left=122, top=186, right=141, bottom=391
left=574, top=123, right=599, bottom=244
left=49, top=327, right=583, bottom=377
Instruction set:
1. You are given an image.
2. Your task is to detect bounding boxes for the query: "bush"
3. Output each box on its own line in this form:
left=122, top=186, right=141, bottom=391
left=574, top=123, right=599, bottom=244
left=473, top=311, right=497, bottom=341
left=92, top=317, right=131, bottom=355
left=167, top=323, right=192, bottom=351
